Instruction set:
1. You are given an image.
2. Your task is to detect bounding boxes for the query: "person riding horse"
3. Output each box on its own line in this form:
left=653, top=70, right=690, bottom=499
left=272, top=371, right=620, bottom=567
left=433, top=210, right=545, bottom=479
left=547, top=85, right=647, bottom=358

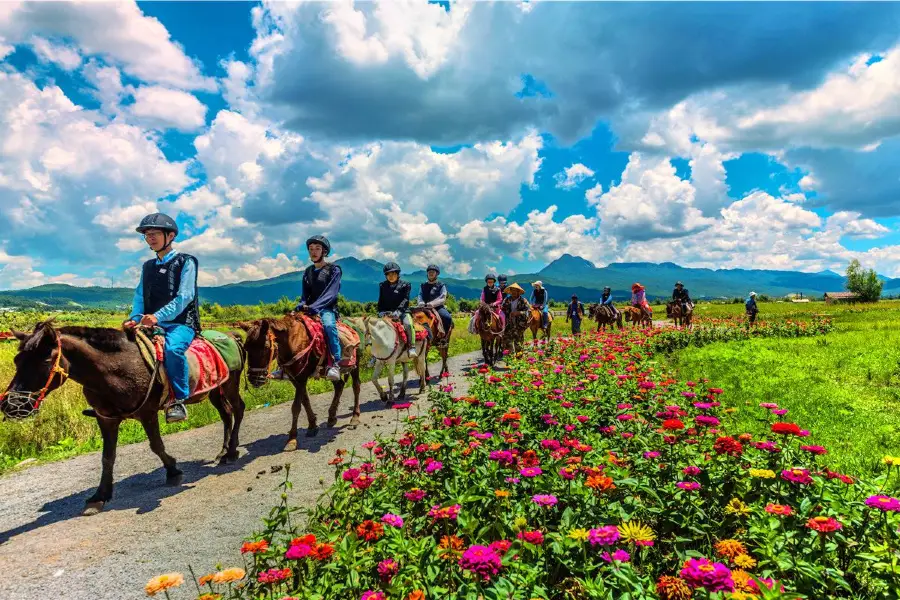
left=631, top=283, right=652, bottom=320
left=501, top=283, right=530, bottom=352
left=478, top=273, right=506, bottom=330
left=415, top=264, right=453, bottom=339
left=600, top=286, right=618, bottom=319
left=566, top=294, right=585, bottom=335
left=530, top=281, right=551, bottom=329
left=377, top=262, right=418, bottom=359
left=673, top=281, right=693, bottom=315
left=294, top=235, right=343, bottom=381
left=125, top=213, right=199, bottom=423
left=498, top=274, right=508, bottom=298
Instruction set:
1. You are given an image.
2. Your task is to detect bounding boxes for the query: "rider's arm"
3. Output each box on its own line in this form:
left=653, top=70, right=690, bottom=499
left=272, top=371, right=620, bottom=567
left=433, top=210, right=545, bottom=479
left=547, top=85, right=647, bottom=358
left=307, top=268, right=341, bottom=315
left=480, top=290, right=487, bottom=304
left=129, top=270, right=145, bottom=322
left=153, top=257, right=197, bottom=324
left=396, top=282, right=410, bottom=312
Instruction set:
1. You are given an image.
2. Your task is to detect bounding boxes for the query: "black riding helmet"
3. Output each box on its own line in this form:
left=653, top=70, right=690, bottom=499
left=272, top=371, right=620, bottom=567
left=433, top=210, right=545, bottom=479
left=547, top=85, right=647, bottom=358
left=675, top=281, right=684, bottom=287
left=383, top=261, right=401, bottom=275
left=426, top=264, right=441, bottom=275
left=136, top=213, right=178, bottom=236
left=485, top=272, right=497, bottom=283
left=306, top=235, right=331, bottom=256
left=603, top=286, right=611, bottom=292
left=498, top=274, right=507, bottom=283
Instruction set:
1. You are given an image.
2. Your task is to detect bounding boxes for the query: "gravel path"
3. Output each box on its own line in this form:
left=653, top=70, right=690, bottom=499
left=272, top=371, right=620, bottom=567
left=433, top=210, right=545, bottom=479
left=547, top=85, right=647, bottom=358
left=0, top=351, right=481, bottom=600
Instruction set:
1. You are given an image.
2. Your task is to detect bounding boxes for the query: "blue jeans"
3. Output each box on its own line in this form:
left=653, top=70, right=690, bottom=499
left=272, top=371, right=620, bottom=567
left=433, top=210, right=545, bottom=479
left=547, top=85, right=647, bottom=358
left=435, top=306, right=453, bottom=333
left=319, top=309, right=342, bottom=363
left=570, top=317, right=582, bottom=334
left=541, top=308, right=550, bottom=328
left=161, top=323, right=195, bottom=401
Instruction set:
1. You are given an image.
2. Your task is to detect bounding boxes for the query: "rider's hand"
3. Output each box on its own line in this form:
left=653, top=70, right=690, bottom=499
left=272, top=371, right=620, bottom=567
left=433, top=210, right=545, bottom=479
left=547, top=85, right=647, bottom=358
left=122, top=319, right=138, bottom=330
left=391, top=310, right=401, bottom=319
left=140, top=314, right=159, bottom=328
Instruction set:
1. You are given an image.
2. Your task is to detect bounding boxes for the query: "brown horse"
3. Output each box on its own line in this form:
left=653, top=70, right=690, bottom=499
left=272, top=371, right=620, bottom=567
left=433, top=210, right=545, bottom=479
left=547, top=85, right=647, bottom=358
left=411, top=306, right=453, bottom=378
left=1, top=321, right=246, bottom=515
left=241, top=316, right=361, bottom=451
left=624, top=306, right=653, bottom=328
left=666, top=302, right=693, bottom=328
left=528, top=306, right=552, bottom=340
left=476, top=303, right=504, bottom=366
left=589, top=304, right=623, bottom=331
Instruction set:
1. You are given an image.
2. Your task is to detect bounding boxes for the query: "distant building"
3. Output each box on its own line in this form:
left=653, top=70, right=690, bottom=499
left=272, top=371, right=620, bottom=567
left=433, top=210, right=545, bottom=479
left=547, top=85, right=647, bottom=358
left=824, top=292, right=860, bottom=304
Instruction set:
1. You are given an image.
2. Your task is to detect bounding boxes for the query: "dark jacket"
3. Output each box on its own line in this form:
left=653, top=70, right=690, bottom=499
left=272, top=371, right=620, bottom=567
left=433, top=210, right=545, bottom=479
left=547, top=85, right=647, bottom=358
left=141, top=253, right=201, bottom=332
left=378, top=279, right=411, bottom=313
left=300, top=263, right=342, bottom=314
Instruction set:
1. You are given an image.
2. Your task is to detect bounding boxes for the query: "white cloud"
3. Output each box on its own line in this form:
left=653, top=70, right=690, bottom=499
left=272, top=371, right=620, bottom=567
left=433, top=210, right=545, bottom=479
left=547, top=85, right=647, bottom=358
left=198, top=253, right=302, bottom=286
left=29, top=36, right=81, bottom=70
left=0, top=1, right=215, bottom=91
left=554, top=162, right=594, bottom=189
left=824, top=211, right=890, bottom=239
left=129, top=86, right=207, bottom=132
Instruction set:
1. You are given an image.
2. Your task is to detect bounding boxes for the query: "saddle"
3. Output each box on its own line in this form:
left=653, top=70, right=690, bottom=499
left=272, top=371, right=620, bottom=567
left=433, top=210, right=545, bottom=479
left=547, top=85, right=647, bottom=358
left=136, top=329, right=234, bottom=407
left=295, top=314, right=361, bottom=377
left=412, top=307, right=447, bottom=340
left=387, top=318, right=428, bottom=347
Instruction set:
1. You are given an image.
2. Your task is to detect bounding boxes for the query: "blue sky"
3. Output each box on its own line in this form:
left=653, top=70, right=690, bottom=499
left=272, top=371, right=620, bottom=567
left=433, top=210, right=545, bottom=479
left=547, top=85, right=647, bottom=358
left=0, top=1, right=899, bottom=289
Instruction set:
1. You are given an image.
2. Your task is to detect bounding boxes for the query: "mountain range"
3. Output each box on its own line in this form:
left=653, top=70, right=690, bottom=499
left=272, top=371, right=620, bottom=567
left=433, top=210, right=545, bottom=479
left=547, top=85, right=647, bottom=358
left=1, top=254, right=895, bottom=310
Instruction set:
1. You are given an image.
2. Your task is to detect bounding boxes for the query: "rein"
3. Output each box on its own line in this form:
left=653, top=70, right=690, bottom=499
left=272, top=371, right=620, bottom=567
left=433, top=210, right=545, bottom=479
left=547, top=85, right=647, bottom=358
left=279, top=318, right=323, bottom=377
left=368, top=317, right=402, bottom=361
left=1, top=336, right=69, bottom=418
left=247, top=328, right=278, bottom=381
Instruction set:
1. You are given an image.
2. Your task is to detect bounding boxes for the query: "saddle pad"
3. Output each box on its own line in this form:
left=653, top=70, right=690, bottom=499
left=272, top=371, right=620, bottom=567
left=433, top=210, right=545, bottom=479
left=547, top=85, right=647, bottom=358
left=299, top=314, right=361, bottom=367
left=137, top=332, right=230, bottom=404
left=200, top=330, right=242, bottom=371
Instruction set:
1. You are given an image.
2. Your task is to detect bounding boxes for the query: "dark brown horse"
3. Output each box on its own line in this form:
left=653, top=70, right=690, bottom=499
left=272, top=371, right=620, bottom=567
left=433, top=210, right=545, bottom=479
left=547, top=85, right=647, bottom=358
left=475, top=303, right=504, bottom=366
left=589, top=304, right=623, bottom=331
left=666, top=302, right=693, bottom=328
left=241, top=316, right=361, bottom=451
left=1, top=321, right=246, bottom=515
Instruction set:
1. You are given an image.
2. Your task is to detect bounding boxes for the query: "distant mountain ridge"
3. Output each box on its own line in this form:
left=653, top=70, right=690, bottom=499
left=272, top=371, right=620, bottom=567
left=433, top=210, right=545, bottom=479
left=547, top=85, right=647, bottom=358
left=1, top=254, right=895, bottom=309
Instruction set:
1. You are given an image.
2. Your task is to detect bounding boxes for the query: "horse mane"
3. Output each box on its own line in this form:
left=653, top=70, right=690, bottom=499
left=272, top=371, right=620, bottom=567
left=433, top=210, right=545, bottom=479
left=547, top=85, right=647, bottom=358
left=59, top=326, right=130, bottom=352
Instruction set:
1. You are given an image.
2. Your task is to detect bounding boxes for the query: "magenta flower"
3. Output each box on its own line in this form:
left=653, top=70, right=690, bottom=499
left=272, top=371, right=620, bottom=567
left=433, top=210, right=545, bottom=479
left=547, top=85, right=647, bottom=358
left=458, top=545, right=502, bottom=581
left=425, top=461, right=444, bottom=474
left=377, top=558, right=398, bottom=582
left=532, top=494, right=558, bottom=507
left=680, top=557, right=734, bottom=592
left=643, top=451, right=661, bottom=460
left=865, top=495, right=900, bottom=512
left=694, top=415, right=720, bottom=427
left=781, top=468, right=814, bottom=485
left=360, top=591, right=385, bottom=600
left=285, top=543, right=312, bottom=559
left=341, top=468, right=360, bottom=481
left=381, top=513, right=404, bottom=528
left=602, top=549, right=631, bottom=563
left=677, top=481, right=701, bottom=491
left=519, top=467, right=543, bottom=478
left=588, top=525, right=620, bottom=546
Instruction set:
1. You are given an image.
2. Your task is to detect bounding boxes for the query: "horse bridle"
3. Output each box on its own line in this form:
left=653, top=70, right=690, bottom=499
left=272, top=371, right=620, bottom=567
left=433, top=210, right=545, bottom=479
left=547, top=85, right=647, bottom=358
left=247, top=328, right=278, bottom=385
left=1, top=336, right=69, bottom=419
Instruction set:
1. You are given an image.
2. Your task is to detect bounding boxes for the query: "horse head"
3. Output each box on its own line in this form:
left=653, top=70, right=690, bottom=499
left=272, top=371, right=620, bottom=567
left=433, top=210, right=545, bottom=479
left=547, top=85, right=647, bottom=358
left=1, top=320, right=69, bottom=419
left=363, top=315, right=398, bottom=361
left=241, top=319, right=278, bottom=387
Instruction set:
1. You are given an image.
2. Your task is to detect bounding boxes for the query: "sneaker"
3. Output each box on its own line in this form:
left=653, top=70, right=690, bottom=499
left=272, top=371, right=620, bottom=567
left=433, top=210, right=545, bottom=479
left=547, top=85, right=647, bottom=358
left=368, top=356, right=377, bottom=368
left=325, top=366, right=341, bottom=381
left=408, top=348, right=418, bottom=359
left=166, top=402, right=188, bottom=423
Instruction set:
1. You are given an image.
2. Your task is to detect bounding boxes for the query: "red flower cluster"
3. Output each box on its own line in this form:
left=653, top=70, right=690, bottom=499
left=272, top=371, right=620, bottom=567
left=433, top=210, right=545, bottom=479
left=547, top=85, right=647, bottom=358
left=713, top=436, right=743, bottom=457
left=771, top=422, right=801, bottom=436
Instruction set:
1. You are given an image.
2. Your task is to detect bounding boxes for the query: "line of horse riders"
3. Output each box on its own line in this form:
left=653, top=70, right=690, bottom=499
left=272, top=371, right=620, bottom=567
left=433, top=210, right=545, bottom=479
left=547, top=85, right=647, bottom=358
left=0, top=212, right=714, bottom=513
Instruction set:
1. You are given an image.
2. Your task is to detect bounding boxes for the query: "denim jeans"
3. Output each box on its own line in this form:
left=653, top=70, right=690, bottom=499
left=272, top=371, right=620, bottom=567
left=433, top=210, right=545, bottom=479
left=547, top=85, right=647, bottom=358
left=161, top=323, right=195, bottom=401
left=319, top=309, right=342, bottom=363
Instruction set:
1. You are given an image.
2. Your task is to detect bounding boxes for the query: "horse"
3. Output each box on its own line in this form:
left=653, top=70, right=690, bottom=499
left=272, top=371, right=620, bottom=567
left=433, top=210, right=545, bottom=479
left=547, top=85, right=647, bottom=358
left=363, top=316, right=428, bottom=403
left=590, top=304, right=623, bottom=331
left=501, top=303, right=529, bottom=355
left=0, top=321, right=246, bottom=515
left=624, top=306, right=653, bottom=328
left=528, top=306, right=552, bottom=341
left=411, top=306, right=453, bottom=379
left=666, top=302, right=693, bottom=328
left=241, top=315, right=361, bottom=450
left=475, top=303, right=504, bottom=366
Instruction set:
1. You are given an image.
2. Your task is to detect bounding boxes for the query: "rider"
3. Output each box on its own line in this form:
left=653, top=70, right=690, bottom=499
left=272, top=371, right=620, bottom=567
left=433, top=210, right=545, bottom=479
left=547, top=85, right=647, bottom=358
left=125, top=213, right=199, bottom=423
left=530, top=281, right=551, bottom=329
left=294, top=235, right=342, bottom=382
left=673, top=281, right=693, bottom=314
left=498, top=274, right=508, bottom=298
left=416, top=264, right=453, bottom=337
left=378, top=262, right=417, bottom=358
left=600, top=286, right=618, bottom=318
left=480, top=273, right=506, bottom=329
left=566, top=294, right=585, bottom=335
left=745, top=291, right=759, bottom=325
left=501, top=283, right=530, bottom=349
left=631, top=283, right=652, bottom=319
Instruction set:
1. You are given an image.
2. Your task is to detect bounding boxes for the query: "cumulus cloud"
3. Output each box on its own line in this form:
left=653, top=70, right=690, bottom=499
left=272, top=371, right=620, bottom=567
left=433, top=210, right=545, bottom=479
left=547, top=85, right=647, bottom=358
left=29, top=36, right=82, bottom=70
left=554, top=163, right=594, bottom=189
left=129, top=86, right=208, bottom=132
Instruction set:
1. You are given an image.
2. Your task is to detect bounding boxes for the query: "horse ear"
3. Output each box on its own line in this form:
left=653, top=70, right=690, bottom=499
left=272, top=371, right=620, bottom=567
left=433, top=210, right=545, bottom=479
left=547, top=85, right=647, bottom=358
left=12, top=330, right=27, bottom=341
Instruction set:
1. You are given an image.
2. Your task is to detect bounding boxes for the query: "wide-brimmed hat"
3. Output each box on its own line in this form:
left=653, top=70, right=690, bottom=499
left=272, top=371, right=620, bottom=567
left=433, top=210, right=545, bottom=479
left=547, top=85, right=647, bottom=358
left=532, top=280, right=543, bottom=287
left=750, top=291, right=757, bottom=296
left=507, top=283, right=525, bottom=295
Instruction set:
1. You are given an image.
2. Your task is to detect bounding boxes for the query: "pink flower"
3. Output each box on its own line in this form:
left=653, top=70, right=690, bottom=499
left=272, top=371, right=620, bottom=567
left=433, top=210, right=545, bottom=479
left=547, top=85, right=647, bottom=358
left=393, top=402, right=412, bottom=410
left=643, top=451, right=661, bottom=460
left=759, top=402, right=778, bottom=409
left=428, top=504, right=461, bottom=521
left=360, top=591, right=385, bottom=600
left=519, top=467, right=543, bottom=478
left=677, top=481, right=701, bottom=491
left=404, top=489, right=427, bottom=502
left=342, top=468, right=360, bottom=481
left=781, top=468, right=813, bottom=485
left=680, top=557, right=734, bottom=592
left=377, top=558, right=399, bottom=582
left=602, top=549, right=631, bottom=563
left=532, top=494, right=558, bottom=507
left=682, top=466, right=702, bottom=476
left=425, top=461, right=444, bottom=474
left=285, top=543, right=312, bottom=559
left=865, top=495, right=900, bottom=512
left=459, top=545, right=503, bottom=580
left=801, top=445, right=827, bottom=455
left=381, top=513, right=404, bottom=528
left=588, top=526, right=620, bottom=546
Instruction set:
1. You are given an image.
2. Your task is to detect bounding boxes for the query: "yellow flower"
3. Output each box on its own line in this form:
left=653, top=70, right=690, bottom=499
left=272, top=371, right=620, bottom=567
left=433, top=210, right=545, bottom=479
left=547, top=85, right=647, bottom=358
left=883, top=455, right=900, bottom=466
left=618, top=520, right=655, bottom=545
left=748, top=468, right=775, bottom=479
left=724, top=498, right=751, bottom=517
left=734, top=553, right=757, bottom=569
left=494, top=490, right=510, bottom=498
left=198, top=594, right=222, bottom=600
left=145, top=573, right=184, bottom=597
left=714, top=539, right=747, bottom=559
left=211, top=568, right=245, bottom=584
left=514, top=516, right=528, bottom=530
left=568, top=528, right=590, bottom=542
left=731, top=569, right=753, bottom=591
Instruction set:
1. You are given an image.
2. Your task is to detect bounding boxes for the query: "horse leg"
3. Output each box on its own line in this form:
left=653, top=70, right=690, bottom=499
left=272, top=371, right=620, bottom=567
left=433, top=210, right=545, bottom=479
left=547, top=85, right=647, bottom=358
left=398, top=361, right=409, bottom=400
left=372, top=360, right=388, bottom=403
left=416, top=346, right=427, bottom=394
left=299, top=376, right=319, bottom=437
left=327, top=377, right=345, bottom=428
left=349, top=366, right=362, bottom=427
left=84, top=417, right=121, bottom=515
left=225, top=377, right=245, bottom=461
left=209, top=388, right=233, bottom=463
left=284, top=383, right=304, bottom=451
left=140, top=412, right=182, bottom=483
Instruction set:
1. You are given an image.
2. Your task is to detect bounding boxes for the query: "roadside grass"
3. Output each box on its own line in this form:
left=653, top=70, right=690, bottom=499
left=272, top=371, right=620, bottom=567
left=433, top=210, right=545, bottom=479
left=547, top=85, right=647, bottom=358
left=660, top=304, right=900, bottom=480
left=0, top=317, right=481, bottom=473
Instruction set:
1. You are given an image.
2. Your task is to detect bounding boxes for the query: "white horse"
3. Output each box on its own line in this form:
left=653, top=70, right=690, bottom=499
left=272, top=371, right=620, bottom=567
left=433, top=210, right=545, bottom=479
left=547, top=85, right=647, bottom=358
left=363, top=316, right=429, bottom=403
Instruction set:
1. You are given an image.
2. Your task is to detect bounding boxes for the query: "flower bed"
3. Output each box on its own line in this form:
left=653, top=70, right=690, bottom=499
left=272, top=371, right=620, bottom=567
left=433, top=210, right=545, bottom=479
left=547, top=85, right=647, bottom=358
left=154, top=323, right=899, bottom=600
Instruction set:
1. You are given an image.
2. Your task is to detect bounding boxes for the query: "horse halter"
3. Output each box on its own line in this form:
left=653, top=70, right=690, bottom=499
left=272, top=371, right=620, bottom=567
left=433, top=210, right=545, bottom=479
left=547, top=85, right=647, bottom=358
left=247, top=328, right=277, bottom=386
left=1, top=336, right=69, bottom=419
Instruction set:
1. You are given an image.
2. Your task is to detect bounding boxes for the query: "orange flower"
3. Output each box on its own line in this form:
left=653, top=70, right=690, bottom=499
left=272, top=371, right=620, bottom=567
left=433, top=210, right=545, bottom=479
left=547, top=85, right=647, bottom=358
left=240, top=540, right=269, bottom=554
left=212, top=568, right=246, bottom=584
left=714, top=539, right=747, bottom=560
left=655, top=575, right=691, bottom=600
left=356, top=520, right=384, bottom=541
left=198, top=574, right=215, bottom=586
left=494, top=490, right=510, bottom=498
left=731, top=569, right=752, bottom=591
left=145, top=573, right=184, bottom=596
left=311, top=543, right=335, bottom=561
left=585, top=475, right=616, bottom=491
left=197, top=594, right=221, bottom=600
left=408, top=591, right=426, bottom=600
left=438, top=535, right=465, bottom=560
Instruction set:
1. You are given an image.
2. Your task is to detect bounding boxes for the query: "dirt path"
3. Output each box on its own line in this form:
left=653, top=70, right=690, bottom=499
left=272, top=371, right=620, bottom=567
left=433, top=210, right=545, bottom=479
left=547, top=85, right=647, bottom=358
left=0, top=351, right=481, bottom=600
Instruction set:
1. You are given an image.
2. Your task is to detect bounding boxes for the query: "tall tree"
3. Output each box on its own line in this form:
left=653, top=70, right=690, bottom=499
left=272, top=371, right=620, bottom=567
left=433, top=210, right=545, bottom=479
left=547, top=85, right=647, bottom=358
left=845, top=259, right=883, bottom=302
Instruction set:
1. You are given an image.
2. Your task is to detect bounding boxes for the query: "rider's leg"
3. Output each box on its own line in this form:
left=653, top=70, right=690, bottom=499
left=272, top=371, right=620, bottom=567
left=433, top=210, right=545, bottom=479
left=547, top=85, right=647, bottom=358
left=162, top=323, right=194, bottom=422
left=319, top=309, right=342, bottom=381
left=437, top=307, right=453, bottom=334
left=402, top=313, right=418, bottom=357
left=541, top=308, right=549, bottom=328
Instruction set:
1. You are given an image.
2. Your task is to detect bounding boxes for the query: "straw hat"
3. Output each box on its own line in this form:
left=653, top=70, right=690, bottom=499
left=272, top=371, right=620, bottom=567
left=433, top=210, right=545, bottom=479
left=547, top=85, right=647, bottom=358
left=506, top=283, right=525, bottom=295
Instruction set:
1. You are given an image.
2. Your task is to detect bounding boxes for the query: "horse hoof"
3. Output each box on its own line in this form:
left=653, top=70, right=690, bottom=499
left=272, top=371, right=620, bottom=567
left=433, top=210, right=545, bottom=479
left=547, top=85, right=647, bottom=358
left=82, top=501, right=105, bottom=516
left=327, top=417, right=338, bottom=428
left=349, top=415, right=361, bottom=428
left=305, top=426, right=319, bottom=438
left=166, top=471, right=183, bottom=486
left=284, top=438, right=298, bottom=452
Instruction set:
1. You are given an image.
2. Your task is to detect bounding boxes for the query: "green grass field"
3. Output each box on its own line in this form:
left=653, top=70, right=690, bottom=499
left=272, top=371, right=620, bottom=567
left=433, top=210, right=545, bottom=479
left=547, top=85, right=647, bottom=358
left=0, top=316, right=481, bottom=473
left=660, top=300, right=900, bottom=480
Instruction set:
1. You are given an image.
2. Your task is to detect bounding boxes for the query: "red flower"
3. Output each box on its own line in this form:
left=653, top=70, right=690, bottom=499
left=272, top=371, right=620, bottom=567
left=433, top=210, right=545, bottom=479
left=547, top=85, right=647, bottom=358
left=662, top=419, right=685, bottom=431
left=771, top=422, right=801, bottom=436
left=356, top=520, right=385, bottom=542
left=807, top=516, right=842, bottom=533
left=713, top=436, right=743, bottom=457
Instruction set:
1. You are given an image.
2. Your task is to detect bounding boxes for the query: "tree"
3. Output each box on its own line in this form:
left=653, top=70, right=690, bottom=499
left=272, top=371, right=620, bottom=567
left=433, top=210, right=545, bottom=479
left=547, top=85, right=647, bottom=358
left=845, top=259, right=883, bottom=302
